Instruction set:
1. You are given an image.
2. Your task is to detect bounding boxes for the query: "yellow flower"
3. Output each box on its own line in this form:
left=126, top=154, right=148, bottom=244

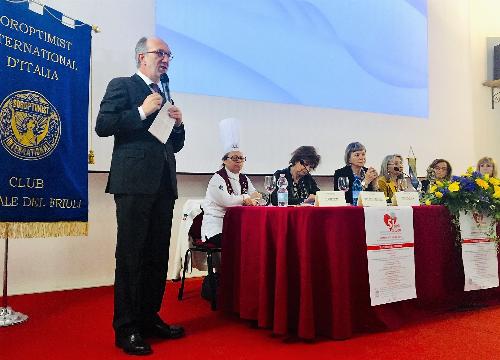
left=425, top=199, right=432, bottom=205
left=436, top=180, right=444, bottom=187
left=429, top=185, right=437, bottom=194
left=448, top=182, right=460, bottom=192
left=475, top=178, right=490, bottom=190
left=490, top=177, right=500, bottom=186
left=494, top=186, right=500, bottom=199
left=435, top=191, right=443, bottom=198
left=484, top=174, right=490, bottom=181
left=467, top=166, right=474, bottom=174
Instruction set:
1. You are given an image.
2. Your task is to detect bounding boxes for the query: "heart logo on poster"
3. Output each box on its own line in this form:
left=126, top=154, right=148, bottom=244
left=383, top=213, right=399, bottom=232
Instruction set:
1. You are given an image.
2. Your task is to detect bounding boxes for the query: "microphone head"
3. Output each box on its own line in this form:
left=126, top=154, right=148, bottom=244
left=160, top=73, right=169, bottom=84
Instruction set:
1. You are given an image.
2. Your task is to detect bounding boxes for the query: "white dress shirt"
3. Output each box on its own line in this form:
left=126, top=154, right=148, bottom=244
left=201, top=167, right=256, bottom=240
left=136, top=70, right=160, bottom=120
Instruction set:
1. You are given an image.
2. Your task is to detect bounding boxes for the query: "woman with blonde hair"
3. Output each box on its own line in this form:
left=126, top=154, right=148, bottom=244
left=476, top=156, right=497, bottom=177
left=377, top=154, right=405, bottom=202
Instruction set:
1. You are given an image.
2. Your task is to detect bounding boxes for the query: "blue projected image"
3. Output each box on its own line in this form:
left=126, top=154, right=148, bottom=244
left=156, top=0, right=428, bottom=117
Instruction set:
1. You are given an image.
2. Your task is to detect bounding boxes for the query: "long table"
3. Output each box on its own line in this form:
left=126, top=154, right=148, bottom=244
left=219, top=205, right=500, bottom=339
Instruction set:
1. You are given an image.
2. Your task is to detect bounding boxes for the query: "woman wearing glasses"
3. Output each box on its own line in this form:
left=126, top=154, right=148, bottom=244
left=421, top=158, right=453, bottom=192
left=377, top=154, right=406, bottom=202
left=270, top=146, right=321, bottom=205
left=201, top=152, right=260, bottom=247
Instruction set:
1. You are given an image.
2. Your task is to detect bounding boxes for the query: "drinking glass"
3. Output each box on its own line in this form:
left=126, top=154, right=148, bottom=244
left=337, top=177, right=349, bottom=192
left=264, top=176, right=276, bottom=205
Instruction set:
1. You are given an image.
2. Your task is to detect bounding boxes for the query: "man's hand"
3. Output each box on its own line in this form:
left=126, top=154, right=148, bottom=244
left=141, top=93, right=164, bottom=116
left=168, top=105, right=183, bottom=126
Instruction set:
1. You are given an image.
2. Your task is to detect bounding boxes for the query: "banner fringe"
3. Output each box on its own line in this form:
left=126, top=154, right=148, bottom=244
left=0, top=222, right=88, bottom=238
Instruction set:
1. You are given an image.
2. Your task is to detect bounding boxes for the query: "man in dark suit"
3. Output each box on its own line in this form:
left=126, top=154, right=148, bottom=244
left=96, top=36, right=185, bottom=355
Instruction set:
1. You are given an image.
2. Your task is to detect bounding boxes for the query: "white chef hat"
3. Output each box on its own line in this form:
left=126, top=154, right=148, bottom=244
left=219, top=117, right=240, bottom=155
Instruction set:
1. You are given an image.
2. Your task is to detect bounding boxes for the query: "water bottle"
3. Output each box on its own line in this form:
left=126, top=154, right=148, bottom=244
left=352, top=177, right=362, bottom=205
left=277, top=174, right=288, bottom=207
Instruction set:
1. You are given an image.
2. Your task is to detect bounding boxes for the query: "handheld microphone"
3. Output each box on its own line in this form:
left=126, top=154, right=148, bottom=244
left=160, top=73, right=173, bottom=104
left=393, top=166, right=408, bottom=178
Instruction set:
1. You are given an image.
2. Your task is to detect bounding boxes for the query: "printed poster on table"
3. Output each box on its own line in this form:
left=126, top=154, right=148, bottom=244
left=364, top=207, right=416, bottom=306
left=459, top=211, right=499, bottom=291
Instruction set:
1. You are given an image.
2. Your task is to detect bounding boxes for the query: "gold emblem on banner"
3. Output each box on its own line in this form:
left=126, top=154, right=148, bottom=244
left=0, top=90, right=61, bottom=160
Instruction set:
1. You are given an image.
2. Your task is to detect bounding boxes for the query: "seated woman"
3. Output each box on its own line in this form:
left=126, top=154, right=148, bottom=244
left=421, top=158, right=452, bottom=192
left=377, top=154, right=405, bottom=202
left=333, top=142, right=378, bottom=205
left=271, top=146, right=321, bottom=205
left=476, top=156, right=497, bottom=177
left=201, top=149, right=261, bottom=247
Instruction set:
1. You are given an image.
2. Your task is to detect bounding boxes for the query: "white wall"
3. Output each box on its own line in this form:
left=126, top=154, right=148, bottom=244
left=2, top=0, right=499, bottom=295
left=470, top=0, right=500, bottom=160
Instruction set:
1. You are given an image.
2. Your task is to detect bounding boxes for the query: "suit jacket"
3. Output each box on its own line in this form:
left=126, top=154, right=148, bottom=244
left=95, top=74, right=185, bottom=197
left=333, top=165, right=374, bottom=204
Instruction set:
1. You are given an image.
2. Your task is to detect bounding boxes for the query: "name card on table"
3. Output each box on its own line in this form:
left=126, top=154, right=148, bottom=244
left=314, top=191, right=347, bottom=206
left=392, top=192, right=420, bottom=206
left=357, top=192, right=387, bottom=207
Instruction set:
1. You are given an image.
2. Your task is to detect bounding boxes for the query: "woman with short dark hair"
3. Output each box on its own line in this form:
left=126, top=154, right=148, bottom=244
left=271, top=146, right=321, bottom=205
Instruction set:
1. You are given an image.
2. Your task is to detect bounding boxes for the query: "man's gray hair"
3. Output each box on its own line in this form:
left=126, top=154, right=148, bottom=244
left=135, top=37, right=148, bottom=68
left=344, top=142, right=366, bottom=165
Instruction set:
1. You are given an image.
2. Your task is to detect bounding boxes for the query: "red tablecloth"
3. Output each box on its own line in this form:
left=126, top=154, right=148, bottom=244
left=219, top=205, right=500, bottom=339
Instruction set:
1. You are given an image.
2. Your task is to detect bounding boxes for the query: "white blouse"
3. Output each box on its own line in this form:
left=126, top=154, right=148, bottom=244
left=201, top=167, right=256, bottom=240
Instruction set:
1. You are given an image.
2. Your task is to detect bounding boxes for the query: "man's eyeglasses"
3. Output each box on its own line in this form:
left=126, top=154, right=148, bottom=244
left=144, top=50, right=174, bottom=60
left=226, top=156, right=246, bottom=162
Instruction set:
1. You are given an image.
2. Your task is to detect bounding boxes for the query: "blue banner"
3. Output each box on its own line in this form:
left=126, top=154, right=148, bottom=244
left=0, top=1, right=90, bottom=227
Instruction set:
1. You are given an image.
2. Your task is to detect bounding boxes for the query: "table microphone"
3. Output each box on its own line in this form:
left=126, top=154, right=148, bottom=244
left=394, top=167, right=420, bottom=189
left=160, top=73, right=173, bottom=104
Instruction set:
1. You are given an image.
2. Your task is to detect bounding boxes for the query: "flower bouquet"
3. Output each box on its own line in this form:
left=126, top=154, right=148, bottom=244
left=421, top=167, right=500, bottom=244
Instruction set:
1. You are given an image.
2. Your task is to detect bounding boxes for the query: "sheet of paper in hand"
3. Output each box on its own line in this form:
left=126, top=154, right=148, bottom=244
left=148, top=104, right=175, bottom=143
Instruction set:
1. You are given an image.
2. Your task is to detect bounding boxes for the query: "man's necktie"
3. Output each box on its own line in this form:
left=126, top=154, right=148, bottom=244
left=150, top=83, right=166, bottom=104
left=150, top=83, right=161, bottom=94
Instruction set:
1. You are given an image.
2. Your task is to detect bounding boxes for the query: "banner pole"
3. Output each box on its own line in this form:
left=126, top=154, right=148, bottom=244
left=0, top=224, right=28, bottom=327
left=2, top=226, right=7, bottom=308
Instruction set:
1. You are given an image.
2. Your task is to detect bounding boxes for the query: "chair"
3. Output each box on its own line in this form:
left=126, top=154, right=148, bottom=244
left=177, top=211, right=221, bottom=310
left=170, top=199, right=204, bottom=280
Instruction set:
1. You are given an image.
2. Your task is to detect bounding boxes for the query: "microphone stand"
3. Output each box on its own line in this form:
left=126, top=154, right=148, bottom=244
left=1, top=224, right=28, bottom=326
